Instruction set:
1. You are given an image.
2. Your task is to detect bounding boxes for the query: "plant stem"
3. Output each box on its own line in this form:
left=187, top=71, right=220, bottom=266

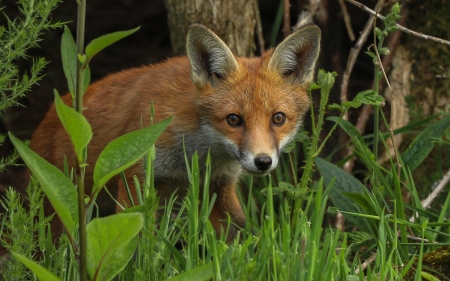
left=291, top=75, right=332, bottom=227
left=75, top=0, right=87, bottom=280
left=75, top=0, right=86, bottom=113
left=372, top=26, right=385, bottom=188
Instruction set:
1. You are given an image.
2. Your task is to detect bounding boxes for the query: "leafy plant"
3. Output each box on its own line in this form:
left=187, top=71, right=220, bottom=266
left=0, top=0, right=62, bottom=174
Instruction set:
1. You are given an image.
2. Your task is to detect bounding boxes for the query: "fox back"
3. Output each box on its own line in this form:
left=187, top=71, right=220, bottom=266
left=30, top=24, right=321, bottom=240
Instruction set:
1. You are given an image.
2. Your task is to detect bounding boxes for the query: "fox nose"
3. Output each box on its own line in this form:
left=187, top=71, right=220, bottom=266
left=254, top=155, right=272, bottom=171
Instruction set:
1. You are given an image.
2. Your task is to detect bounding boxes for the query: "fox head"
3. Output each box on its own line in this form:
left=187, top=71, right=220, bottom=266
left=186, top=24, right=321, bottom=176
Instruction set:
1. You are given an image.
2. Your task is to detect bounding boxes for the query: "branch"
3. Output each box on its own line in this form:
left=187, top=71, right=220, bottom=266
left=346, top=0, right=450, bottom=47
left=282, top=0, right=291, bottom=38
left=338, top=0, right=355, bottom=41
left=340, top=0, right=385, bottom=119
left=340, top=0, right=385, bottom=179
left=409, top=168, right=450, bottom=222
left=292, top=0, right=321, bottom=30
left=254, top=0, right=265, bottom=54
left=421, top=168, right=450, bottom=210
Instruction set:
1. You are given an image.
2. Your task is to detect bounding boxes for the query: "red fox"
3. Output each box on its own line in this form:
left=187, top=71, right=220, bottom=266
left=29, top=24, right=321, bottom=240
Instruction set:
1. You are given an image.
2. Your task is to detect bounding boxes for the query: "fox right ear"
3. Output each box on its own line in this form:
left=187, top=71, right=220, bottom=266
left=186, top=24, right=239, bottom=87
left=268, top=25, right=321, bottom=86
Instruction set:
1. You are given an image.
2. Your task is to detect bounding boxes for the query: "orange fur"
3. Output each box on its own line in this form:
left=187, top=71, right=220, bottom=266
left=29, top=24, right=321, bottom=241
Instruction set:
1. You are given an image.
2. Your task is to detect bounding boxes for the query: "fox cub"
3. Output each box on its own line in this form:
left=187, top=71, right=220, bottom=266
left=30, top=24, right=321, bottom=240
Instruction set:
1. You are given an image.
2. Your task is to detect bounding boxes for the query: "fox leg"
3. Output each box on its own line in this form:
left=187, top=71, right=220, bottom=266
left=209, top=182, right=245, bottom=242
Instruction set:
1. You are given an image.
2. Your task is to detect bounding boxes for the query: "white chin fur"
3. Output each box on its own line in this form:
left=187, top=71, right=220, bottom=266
left=239, top=150, right=279, bottom=175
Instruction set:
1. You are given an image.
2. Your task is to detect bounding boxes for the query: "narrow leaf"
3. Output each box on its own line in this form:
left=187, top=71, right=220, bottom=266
left=11, top=252, right=62, bottom=281
left=83, top=64, right=91, bottom=95
left=401, top=116, right=450, bottom=172
left=329, top=116, right=396, bottom=191
left=61, top=26, right=91, bottom=97
left=54, top=90, right=92, bottom=161
left=9, top=133, right=78, bottom=234
left=315, top=157, right=366, bottom=228
left=85, top=27, right=140, bottom=62
left=165, top=263, right=213, bottom=281
left=87, top=213, right=143, bottom=281
left=156, top=229, right=186, bottom=269
left=93, top=117, right=172, bottom=193
left=61, top=26, right=77, bottom=96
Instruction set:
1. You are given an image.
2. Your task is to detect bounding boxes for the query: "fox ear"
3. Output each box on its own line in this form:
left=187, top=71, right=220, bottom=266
left=268, top=25, right=321, bottom=86
left=187, top=24, right=239, bottom=87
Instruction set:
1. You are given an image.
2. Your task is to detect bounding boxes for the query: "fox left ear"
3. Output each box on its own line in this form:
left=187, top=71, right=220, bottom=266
left=186, top=24, right=239, bottom=87
left=268, top=25, right=321, bottom=86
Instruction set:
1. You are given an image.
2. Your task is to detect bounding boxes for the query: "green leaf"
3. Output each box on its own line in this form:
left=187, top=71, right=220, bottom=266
left=61, top=26, right=76, bottom=96
left=317, top=69, right=337, bottom=96
left=87, top=213, right=143, bottom=281
left=165, top=263, right=213, bottom=281
left=365, top=51, right=377, bottom=60
left=328, top=116, right=367, bottom=151
left=327, top=206, right=338, bottom=214
left=375, top=27, right=383, bottom=40
left=308, top=82, right=321, bottom=91
left=85, top=27, right=140, bottom=62
left=352, top=90, right=384, bottom=107
left=9, top=133, right=78, bottom=234
left=60, top=26, right=91, bottom=97
left=315, top=157, right=366, bottom=228
left=356, top=90, right=385, bottom=106
left=93, top=117, right=172, bottom=192
left=54, top=90, right=92, bottom=161
left=156, top=229, right=186, bottom=269
left=83, top=63, right=91, bottom=95
left=328, top=103, right=345, bottom=111
left=11, top=251, right=62, bottom=281
left=401, top=116, right=450, bottom=172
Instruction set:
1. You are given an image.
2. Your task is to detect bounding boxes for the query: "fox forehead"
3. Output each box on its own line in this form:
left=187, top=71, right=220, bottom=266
left=198, top=55, right=311, bottom=122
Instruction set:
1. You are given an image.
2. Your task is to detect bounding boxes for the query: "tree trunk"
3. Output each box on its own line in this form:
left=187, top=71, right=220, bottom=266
left=164, top=0, right=256, bottom=57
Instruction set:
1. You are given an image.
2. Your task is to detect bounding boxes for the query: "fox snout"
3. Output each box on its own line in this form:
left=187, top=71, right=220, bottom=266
left=238, top=150, right=280, bottom=176
left=254, top=154, right=272, bottom=171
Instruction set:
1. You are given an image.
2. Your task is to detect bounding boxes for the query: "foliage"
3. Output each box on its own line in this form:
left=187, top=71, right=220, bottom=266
left=0, top=0, right=62, bottom=174
left=0, top=0, right=62, bottom=111
left=1, top=1, right=450, bottom=281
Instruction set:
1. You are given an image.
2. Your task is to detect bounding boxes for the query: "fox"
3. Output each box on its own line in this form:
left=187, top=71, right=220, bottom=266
left=26, top=24, right=321, bottom=241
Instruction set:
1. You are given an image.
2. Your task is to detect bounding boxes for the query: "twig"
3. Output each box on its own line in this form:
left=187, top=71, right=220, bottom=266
left=338, top=0, right=355, bottom=41
left=282, top=0, right=291, bottom=38
left=355, top=251, right=377, bottom=275
left=340, top=0, right=385, bottom=121
left=338, top=0, right=385, bottom=230
left=341, top=2, right=407, bottom=173
left=409, top=168, right=450, bottom=222
left=421, top=168, right=450, bottom=210
left=346, top=0, right=450, bottom=47
left=292, top=0, right=321, bottom=30
left=370, top=17, right=401, bottom=176
left=254, top=0, right=265, bottom=54
left=407, top=236, right=431, bottom=243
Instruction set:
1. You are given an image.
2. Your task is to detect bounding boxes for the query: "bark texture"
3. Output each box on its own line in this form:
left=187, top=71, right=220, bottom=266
left=164, top=0, right=256, bottom=56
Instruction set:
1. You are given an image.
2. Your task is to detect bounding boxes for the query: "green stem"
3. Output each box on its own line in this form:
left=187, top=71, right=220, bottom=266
left=372, top=35, right=384, bottom=188
left=75, top=0, right=86, bottom=113
left=266, top=175, right=278, bottom=279
left=373, top=68, right=380, bottom=164
left=291, top=86, right=329, bottom=227
left=288, top=152, right=298, bottom=185
left=75, top=0, right=87, bottom=280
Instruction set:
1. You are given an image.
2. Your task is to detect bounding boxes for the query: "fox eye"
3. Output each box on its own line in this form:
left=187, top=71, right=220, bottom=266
left=272, top=112, right=286, bottom=125
left=226, top=114, right=243, bottom=127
